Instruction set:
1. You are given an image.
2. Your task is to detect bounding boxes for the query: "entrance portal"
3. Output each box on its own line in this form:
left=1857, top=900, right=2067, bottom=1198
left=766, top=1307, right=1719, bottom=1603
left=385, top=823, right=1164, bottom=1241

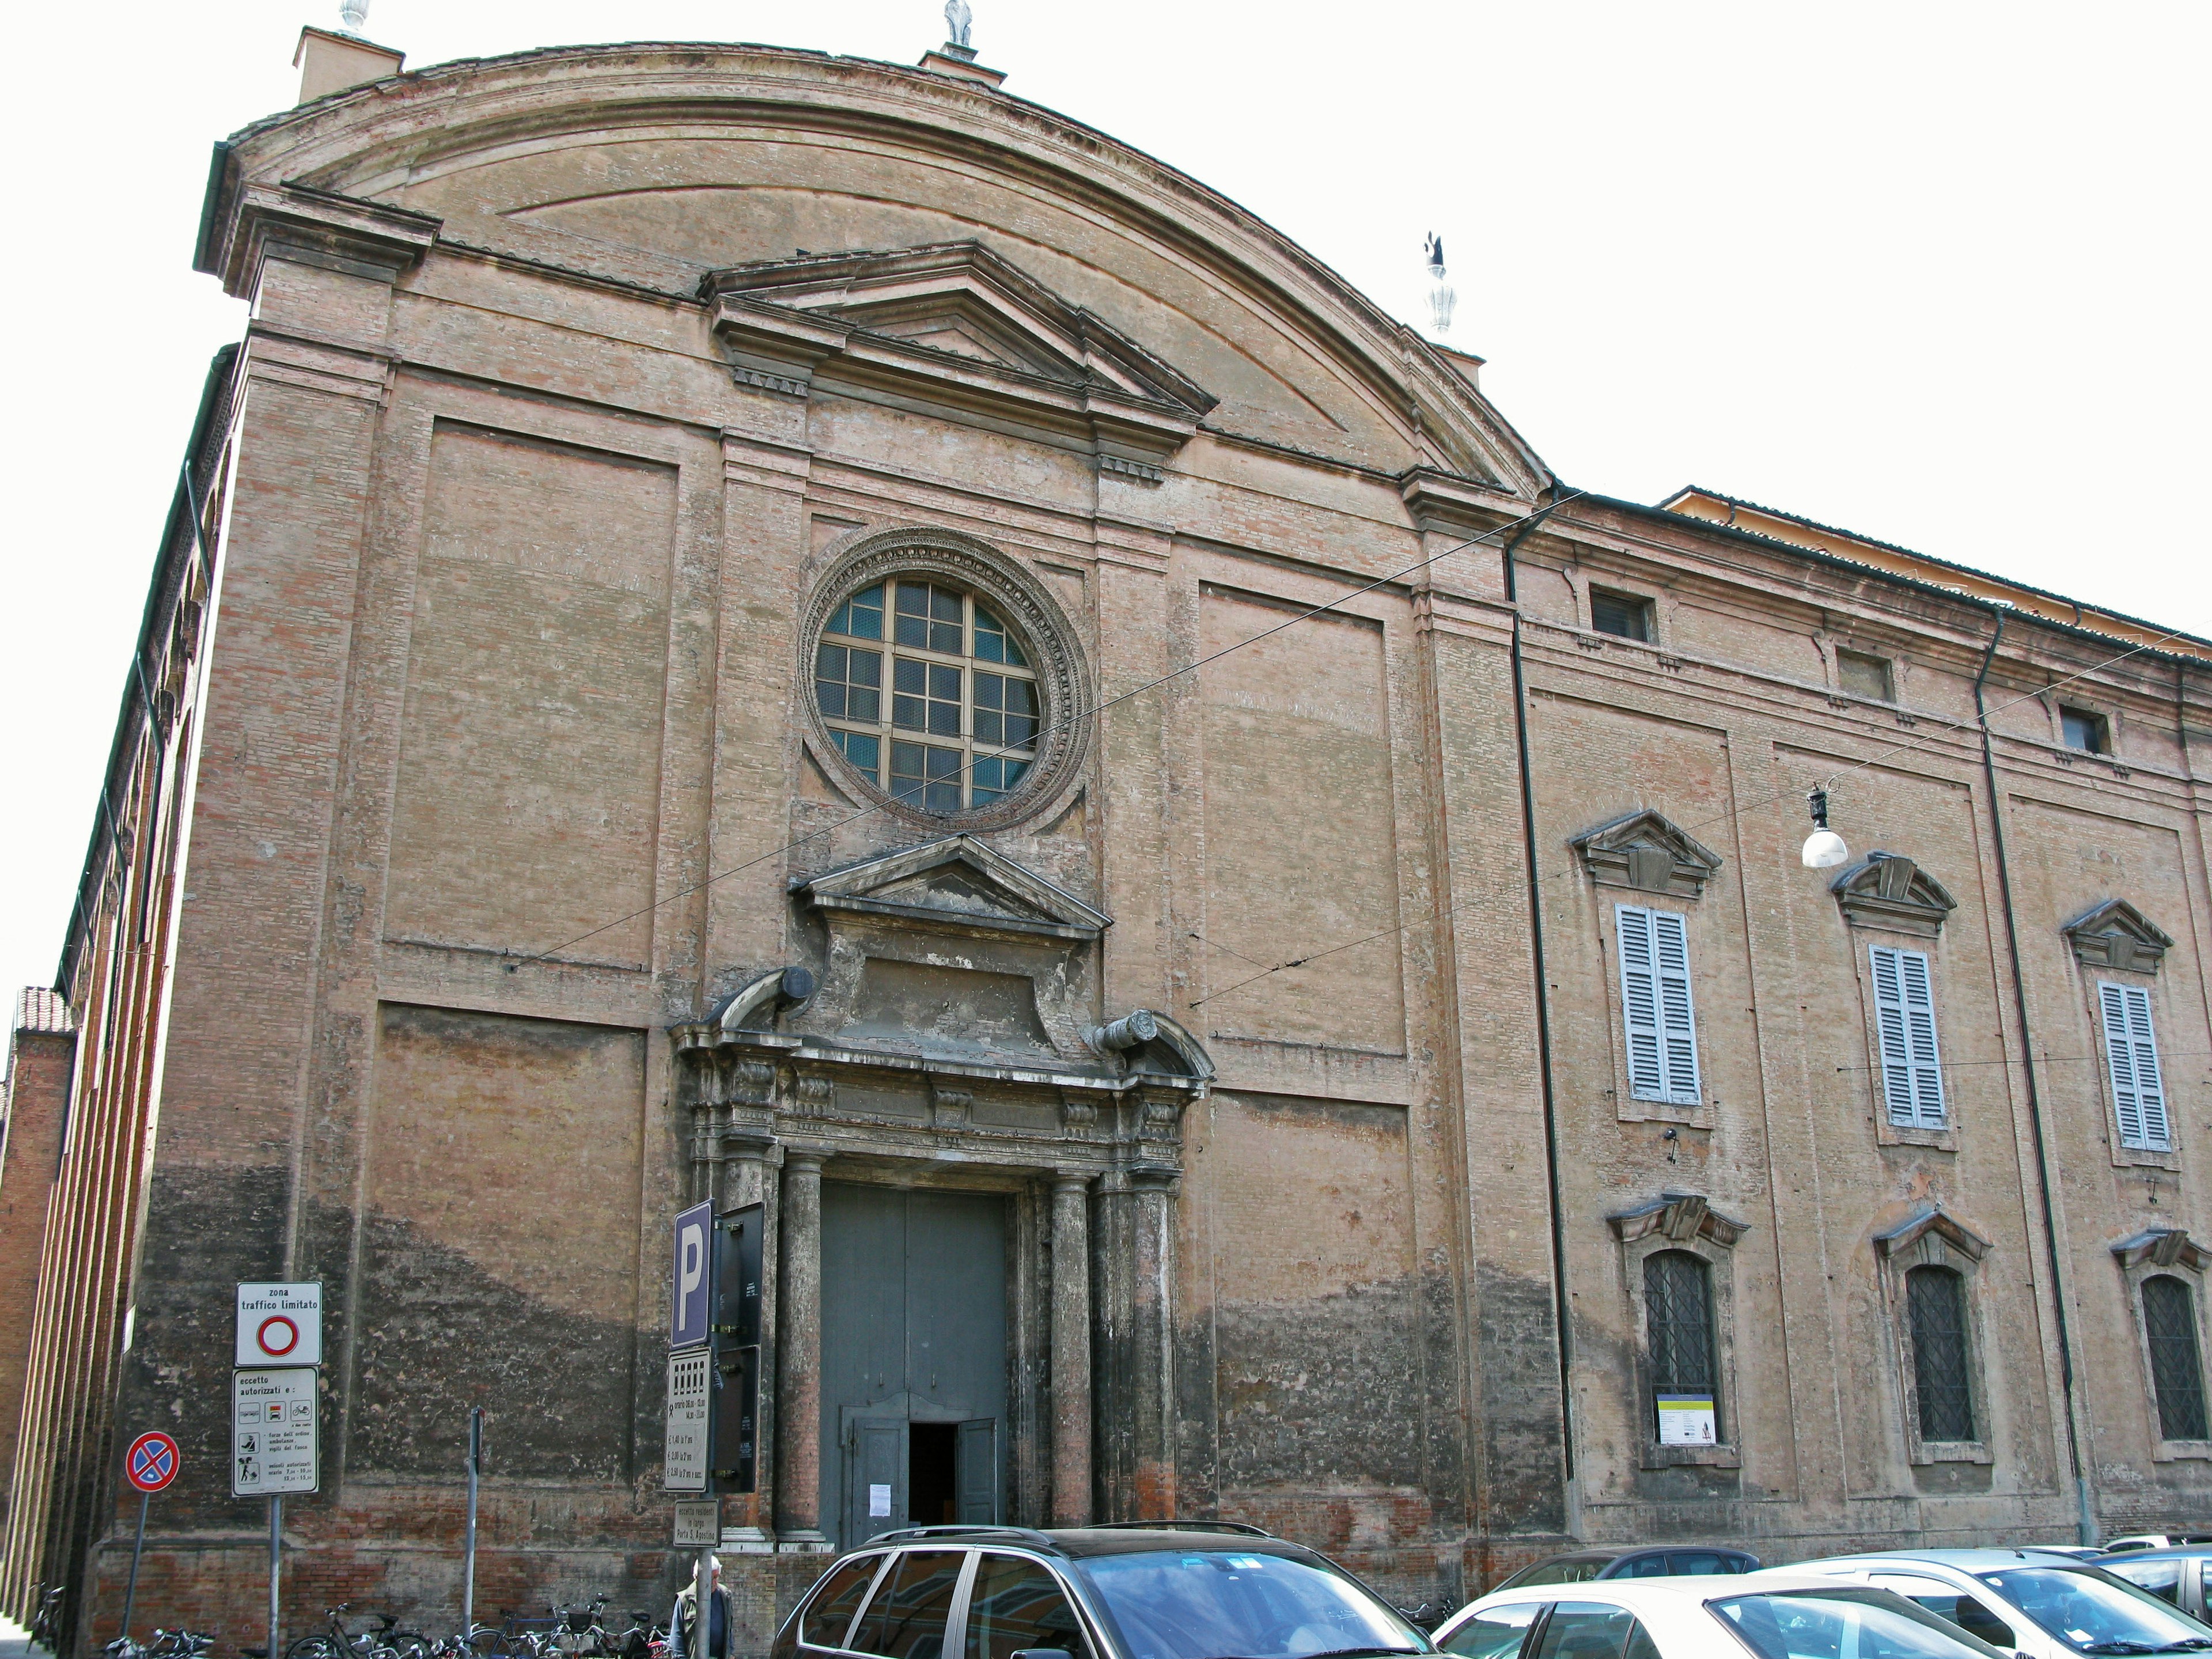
left=820, top=1183, right=1007, bottom=1547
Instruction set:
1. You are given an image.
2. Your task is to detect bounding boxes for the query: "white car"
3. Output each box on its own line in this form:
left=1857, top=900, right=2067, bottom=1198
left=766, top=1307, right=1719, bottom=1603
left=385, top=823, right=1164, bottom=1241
left=1781, top=1547, right=2212, bottom=1657
left=1430, top=1571, right=2015, bottom=1657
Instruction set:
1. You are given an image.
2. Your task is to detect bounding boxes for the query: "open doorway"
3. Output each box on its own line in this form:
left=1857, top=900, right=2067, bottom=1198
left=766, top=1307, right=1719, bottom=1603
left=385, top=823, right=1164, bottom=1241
left=910, top=1423, right=957, bottom=1525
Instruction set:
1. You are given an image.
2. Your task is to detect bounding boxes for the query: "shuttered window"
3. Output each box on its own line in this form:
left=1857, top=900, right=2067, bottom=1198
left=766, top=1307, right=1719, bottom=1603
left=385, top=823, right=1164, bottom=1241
left=1870, top=945, right=1946, bottom=1129
left=2099, top=981, right=2171, bottom=1150
left=1616, top=904, right=1702, bottom=1105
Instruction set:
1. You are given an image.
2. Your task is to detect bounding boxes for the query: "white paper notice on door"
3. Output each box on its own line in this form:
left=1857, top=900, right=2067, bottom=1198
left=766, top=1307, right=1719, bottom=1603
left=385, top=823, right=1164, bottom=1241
left=869, top=1483, right=892, bottom=1517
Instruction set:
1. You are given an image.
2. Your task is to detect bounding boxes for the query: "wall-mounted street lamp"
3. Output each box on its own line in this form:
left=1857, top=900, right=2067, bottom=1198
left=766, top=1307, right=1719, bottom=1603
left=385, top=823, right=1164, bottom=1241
left=1801, top=786, right=1849, bottom=870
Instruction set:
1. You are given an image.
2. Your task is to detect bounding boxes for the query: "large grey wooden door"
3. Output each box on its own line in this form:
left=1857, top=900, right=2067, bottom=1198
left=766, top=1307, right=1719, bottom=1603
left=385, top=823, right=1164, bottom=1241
left=821, top=1183, right=1007, bottom=1547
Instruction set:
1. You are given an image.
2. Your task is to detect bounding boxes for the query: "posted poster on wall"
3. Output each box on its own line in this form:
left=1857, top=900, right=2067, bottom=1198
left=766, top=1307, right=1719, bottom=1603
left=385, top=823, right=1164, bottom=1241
left=1656, top=1391, right=1717, bottom=1446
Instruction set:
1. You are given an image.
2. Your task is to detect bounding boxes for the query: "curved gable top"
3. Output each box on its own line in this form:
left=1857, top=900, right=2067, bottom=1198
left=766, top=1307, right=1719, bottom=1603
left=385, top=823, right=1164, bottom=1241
left=1830, top=851, right=1959, bottom=939
left=198, top=42, right=1547, bottom=487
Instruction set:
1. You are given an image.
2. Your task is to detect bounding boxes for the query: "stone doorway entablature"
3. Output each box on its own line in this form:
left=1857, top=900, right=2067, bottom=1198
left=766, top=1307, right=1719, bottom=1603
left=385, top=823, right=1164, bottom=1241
left=666, top=834, right=1213, bottom=1541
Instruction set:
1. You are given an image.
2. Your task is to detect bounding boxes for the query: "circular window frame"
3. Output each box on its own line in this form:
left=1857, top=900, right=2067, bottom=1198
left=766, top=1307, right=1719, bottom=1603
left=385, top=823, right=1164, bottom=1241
left=798, top=527, right=1092, bottom=831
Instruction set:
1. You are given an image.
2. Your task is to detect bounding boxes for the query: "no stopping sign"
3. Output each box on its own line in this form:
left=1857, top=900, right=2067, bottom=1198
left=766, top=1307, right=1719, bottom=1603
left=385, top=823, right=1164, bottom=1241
left=126, top=1431, right=180, bottom=1494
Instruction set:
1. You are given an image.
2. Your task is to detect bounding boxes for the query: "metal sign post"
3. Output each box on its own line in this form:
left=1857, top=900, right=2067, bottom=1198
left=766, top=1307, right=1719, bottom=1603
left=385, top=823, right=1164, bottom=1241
left=237, top=1280, right=323, bottom=1659
left=463, top=1408, right=483, bottom=1637
left=120, top=1432, right=180, bottom=1642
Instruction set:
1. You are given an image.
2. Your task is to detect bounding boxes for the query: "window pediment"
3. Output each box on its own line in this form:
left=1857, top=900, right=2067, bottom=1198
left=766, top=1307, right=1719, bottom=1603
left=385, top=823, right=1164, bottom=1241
left=1608, top=1191, right=1749, bottom=1249
left=2065, top=898, right=2173, bottom=974
left=2113, top=1228, right=2210, bottom=1274
left=1831, top=852, right=1957, bottom=939
left=1571, top=810, right=1724, bottom=900
left=801, top=834, right=1111, bottom=944
left=1874, top=1203, right=1990, bottom=1266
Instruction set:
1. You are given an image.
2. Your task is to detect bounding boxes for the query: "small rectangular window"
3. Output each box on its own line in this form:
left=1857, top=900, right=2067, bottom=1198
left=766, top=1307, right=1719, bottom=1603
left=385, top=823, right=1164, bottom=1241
left=2100, top=980, right=2171, bottom=1149
left=2062, top=706, right=2108, bottom=753
left=1590, top=589, right=1654, bottom=642
left=1837, top=649, right=1894, bottom=702
left=1616, top=904, right=1701, bottom=1104
left=1870, top=945, right=1946, bottom=1128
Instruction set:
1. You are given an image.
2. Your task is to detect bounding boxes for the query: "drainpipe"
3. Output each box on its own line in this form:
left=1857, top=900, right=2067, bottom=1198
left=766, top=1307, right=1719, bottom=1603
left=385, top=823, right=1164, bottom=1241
left=1975, top=606, right=2095, bottom=1543
left=1500, top=488, right=1576, bottom=1520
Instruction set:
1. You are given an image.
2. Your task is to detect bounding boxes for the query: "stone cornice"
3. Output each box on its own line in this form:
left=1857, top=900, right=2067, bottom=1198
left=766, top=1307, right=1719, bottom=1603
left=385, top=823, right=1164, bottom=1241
left=209, top=182, right=438, bottom=300
left=1874, top=1204, right=1991, bottom=1264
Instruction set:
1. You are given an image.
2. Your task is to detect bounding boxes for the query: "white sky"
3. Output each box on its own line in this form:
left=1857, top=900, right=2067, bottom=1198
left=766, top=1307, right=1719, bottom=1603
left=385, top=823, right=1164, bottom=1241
left=2, top=1, right=2206, bottom=1006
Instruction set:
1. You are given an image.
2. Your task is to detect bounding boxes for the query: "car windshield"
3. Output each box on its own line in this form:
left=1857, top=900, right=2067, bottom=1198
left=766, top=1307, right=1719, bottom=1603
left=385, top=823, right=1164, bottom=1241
left=1976, top=1566, right=2212, bottom=1654
left=1070, top=1549, right=1430, bottom=1659
left=1711, top=1588, right=2009, bottom=1658
left=1491, top=1555, right=1616, bottom=1592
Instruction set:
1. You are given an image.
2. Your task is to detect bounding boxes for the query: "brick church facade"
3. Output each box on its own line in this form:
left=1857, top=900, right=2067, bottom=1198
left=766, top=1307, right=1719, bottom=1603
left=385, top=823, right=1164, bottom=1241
left=7, top=23, right=2212, bottom=1654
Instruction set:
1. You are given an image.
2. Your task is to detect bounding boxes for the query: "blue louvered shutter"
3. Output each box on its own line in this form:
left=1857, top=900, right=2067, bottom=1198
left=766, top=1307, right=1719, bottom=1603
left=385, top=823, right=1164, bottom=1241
left=1870, top=945, right=1946, bottom=1128
left=1619, top=904, right=1700, bottom=1105
left=2101, top=981, right=2170, bottom=1150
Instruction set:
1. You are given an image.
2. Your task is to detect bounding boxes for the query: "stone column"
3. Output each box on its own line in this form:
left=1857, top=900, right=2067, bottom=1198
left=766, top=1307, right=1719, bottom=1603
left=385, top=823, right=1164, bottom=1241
left=1050, top=1172, right=1094, bottom=1525
left=775, top=1152, right=828, bottom=1544
left=1128, top=1167, right=1180, bottom=1520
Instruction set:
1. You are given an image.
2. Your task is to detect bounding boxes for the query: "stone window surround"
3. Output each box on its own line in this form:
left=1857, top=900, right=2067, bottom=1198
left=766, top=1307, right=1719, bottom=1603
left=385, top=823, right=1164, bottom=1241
left=1576, top=813, right=1724, bottom=1130
left=1831, top=863, right=1960, bottom=1153
left=2041, top=690, right=2126, bottom=764
left=1608, top=1192, right=1748, bottom=1469
left=1562, top=566, right=1672, bottom=651
left=2067, top=937, right=2181, bottom=1172
left=2111, top=1229, right=2212, bottom=1463
left=1873, top=1206, right=1994, bottom=1466
left=798, top=525, right=1092, bottom=834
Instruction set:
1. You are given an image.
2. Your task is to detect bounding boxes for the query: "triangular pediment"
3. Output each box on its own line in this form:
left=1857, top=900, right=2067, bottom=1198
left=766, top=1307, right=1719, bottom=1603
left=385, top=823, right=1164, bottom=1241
left=1570, top=810, right=1724, bottom=900
left=801, top=834, right=1111, bottom=942
left=2065, top=898, right=2173, bottom=974
left=703, top=243, right=1216, bottom=466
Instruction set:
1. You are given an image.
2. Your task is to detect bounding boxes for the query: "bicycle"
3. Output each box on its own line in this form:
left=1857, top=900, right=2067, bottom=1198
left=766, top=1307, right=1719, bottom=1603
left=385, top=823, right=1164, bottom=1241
left=606, top=1611, right=664, bottom=1659
left=29, top=1585, right=64, bottom=1654
left=287, top=1604, right=426, bottom=1659
left=549, top=1597, right=612, bottom=1659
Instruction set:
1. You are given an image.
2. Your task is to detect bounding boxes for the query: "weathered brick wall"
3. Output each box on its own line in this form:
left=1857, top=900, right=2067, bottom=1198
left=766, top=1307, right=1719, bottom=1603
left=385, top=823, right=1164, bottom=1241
left=0, top=995, right=75, bottom=1529
left=20, top=36, right=2212, bottom=1656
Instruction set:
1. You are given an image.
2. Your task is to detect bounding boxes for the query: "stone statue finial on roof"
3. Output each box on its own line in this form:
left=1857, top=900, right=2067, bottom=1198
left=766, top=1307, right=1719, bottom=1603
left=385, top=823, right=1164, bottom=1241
left=945, top=0, right=974, bottom=48
left=338, top=0, right=370, bottom=34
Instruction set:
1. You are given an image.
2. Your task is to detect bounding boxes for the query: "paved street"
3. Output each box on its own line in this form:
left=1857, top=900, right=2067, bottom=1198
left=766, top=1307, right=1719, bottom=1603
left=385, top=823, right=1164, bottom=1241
left=0, top=1615, right=35, bottom=1659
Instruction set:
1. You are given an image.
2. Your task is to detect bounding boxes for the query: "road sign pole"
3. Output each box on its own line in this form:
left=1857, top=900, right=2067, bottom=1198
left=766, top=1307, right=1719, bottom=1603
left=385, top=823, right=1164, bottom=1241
left=695, top=1546, right=715, bottom=1659
left=268, top=1494, right=283, bottom=1659
left=119, top=1490, right=149, bottom=1641
left=463, top=1407, right=483, bottom=1637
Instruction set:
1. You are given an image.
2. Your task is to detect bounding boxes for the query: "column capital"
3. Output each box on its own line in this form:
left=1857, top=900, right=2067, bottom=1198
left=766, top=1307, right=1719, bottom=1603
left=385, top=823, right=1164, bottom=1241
left=1051, top=1169, right=1095, bottom=1195
left=782, top=1147, right=830, bottom=1175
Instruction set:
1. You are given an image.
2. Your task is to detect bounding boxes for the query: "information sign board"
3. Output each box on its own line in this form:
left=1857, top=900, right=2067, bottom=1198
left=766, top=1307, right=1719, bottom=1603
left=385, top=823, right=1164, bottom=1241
left=671, top=1203, right=713, bottom=1350
left=1656, top=1390, right=1718, bottom=1446
left=232, top=1368, right=320, bottom=1495
left=236, top=1283, right=324, bottom=1368
left=664, top=1349, right=711, bottom=1491
left=673, top=1498, right=721, bottom=1547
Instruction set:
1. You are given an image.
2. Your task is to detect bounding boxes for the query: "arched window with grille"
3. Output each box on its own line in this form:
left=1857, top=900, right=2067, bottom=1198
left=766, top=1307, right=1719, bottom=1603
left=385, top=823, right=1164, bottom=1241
left=1645, top=1249, right=1719, bottom=1440
left=1905, top=1265, right=1976, bottom=1442
left=2143, top=1275, right=2210, bottom=1442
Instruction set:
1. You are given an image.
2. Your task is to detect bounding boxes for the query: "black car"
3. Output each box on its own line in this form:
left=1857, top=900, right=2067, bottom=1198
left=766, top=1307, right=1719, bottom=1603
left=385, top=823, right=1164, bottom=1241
left=1489, top=1546, right=1760, bottom=1593
left=772, top=1524, right=1437, bottom=1659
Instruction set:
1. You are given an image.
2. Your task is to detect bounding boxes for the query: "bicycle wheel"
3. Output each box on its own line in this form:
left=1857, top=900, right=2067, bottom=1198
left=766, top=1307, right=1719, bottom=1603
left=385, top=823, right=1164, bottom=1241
left=467, top=1630, right=510, bottom=1658
left=286, top=1640, right=342, bottom=1659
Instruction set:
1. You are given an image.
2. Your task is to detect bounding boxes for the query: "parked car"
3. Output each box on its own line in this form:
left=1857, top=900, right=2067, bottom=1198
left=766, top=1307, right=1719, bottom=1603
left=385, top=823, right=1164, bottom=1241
left=770, top=1523, right=1436, bottom=1659
left=1432, top=1573, right=2012, bottom=1658
left=2018, top=1546, right=2104, bottom=1562
left=1782, top=1547, right=2212, bottom=1657
left=2097, top=1546, right=2212, bottom=1618
left=1487, top=1546, right=1760, bottom=1593
left=2105, top=1533, right=2212, bottom=1555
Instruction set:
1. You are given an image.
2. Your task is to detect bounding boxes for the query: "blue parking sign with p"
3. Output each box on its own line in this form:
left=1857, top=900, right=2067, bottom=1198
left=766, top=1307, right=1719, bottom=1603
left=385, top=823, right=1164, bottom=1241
left=672, top=1201, right=713, bottom=1349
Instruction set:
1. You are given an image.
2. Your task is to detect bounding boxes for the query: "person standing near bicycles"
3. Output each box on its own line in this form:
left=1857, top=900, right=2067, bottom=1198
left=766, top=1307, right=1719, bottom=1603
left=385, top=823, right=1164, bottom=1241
left=667, top=1559, right=734, bottom=1659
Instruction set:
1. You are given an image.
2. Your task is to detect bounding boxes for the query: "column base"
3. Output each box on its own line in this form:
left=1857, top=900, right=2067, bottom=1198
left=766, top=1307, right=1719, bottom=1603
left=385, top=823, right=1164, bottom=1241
left=720, top=1524, right=778, bottom=1555
left=776, top=1530, right=835, bottom=1554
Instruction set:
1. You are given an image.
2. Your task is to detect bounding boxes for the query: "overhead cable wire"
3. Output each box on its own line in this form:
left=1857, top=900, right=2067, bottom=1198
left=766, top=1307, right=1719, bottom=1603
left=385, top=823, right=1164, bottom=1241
left=504, top=490, right=1586, bottom=972
left=1192, top=616, right=2196, bottom=1009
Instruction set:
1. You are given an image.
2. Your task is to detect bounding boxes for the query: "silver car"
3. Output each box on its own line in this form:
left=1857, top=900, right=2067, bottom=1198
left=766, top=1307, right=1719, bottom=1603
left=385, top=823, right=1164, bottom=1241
left=1782, top=1547, right=2212, bottom=1657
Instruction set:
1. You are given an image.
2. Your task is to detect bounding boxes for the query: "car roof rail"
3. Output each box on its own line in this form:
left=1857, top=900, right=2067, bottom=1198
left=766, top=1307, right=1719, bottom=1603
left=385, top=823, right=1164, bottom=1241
left=873, top=1526, right=1059, bottom=1547
left=1087, top=1521, right=1275, bottom=1538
